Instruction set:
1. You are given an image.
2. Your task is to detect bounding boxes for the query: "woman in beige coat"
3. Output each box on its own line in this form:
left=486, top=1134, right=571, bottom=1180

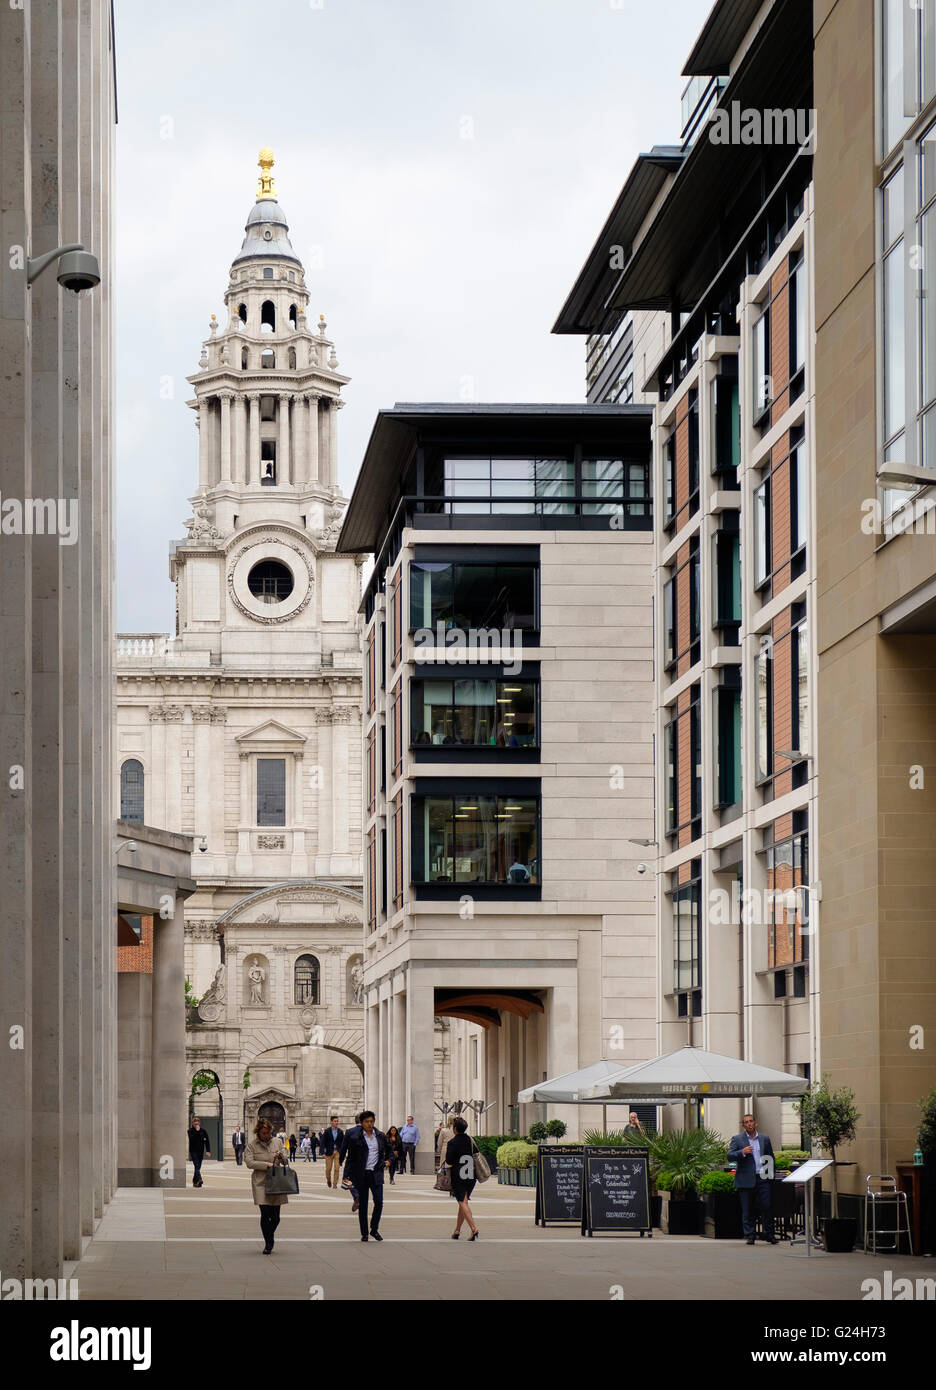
left=245, top=1117, right=289, bottom=1254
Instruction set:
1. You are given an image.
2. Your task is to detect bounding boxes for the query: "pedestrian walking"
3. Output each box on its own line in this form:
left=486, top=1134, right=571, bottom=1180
left=341, top=1111, right=388, bottom=1241
left=400, top=1114, right=420, bottom=1173
left=308, top=1128, right=319, bottom=1162
left=187, top=1116, right=211, bottom=1187
left=232, top=1124, right=247, bottom=1165
left=299, top=1133, right=312, bottom=1162
left=288, top=1133, right=297, bottom=1161
left=385, top=1125, right=404, bottom=1183
left=435, top=1116, right=456, bottom=1171
left=445, top=1115, right=479, bottom=1240
left=244, top=1117, right=290, bottom=1254
left=320, top=1115, right=344, bottom=1188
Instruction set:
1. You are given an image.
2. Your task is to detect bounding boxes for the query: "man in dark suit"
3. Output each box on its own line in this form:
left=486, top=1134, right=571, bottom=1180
left=340, top=1110, right=388, bottom=1241
left=232, top=1125, right=247, bottom=1165
left=728, top=1112, right=777, bottom=1245
left=320, top=1115, right=345, bottom=1188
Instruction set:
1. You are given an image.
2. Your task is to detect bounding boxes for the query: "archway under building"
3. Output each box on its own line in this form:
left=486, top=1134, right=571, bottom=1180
left=242, top=1027, right=365, bottom=1134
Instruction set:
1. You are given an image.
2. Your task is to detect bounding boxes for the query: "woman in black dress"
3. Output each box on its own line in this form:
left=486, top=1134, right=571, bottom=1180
left=187, top=1116, right=211, bottom=1187
left=385, top=1125, right=404, bottom=1183
left=444, top=1115, right=479, bottom=1240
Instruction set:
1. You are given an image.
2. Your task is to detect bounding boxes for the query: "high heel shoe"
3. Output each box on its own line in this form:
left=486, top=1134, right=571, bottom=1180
left=451, top=1231, right=460, bottom=1239
left=468, top=1229, right=479, bottom=1241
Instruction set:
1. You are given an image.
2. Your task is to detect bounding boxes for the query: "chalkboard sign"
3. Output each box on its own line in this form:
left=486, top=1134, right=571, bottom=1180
left=535, top=1145, right=584, bottom=1226
left=582, top=1146, right=651, bottom=1237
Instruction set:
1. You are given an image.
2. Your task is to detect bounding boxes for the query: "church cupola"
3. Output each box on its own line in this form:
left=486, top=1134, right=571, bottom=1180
left=184, top=149, right=350, bottom=535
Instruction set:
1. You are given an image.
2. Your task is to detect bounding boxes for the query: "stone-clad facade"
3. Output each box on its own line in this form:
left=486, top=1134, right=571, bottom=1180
left=115, top=153, right=371, bottom=1149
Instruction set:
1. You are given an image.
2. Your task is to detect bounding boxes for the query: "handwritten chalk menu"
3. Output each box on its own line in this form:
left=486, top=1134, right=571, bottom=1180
left=582, top=1146, right=652, bottom=1237
left=535, top=1145, right=584, bottom=1226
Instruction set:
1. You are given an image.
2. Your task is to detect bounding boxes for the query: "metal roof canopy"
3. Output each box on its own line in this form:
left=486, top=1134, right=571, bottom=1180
left=683, top=0, right=766, bottom=76
left=335, top=402, right=653, bottom=556
left=581, top=1045, right=810, bottom=1101
left=605, top=0, right=813, bottom=313
left=552, top=148, right=683, bottom=336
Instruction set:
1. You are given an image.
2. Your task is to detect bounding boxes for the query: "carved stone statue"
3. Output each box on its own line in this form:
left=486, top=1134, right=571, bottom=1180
left=348, top=959, right=364, bottom=1007
left=247, top=963, right=266, bottom=1005
left=184, top=501, right=224, bottom=544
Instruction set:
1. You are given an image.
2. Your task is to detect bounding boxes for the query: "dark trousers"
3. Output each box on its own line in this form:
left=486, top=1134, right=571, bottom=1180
left=234, top=1147, right=244, bottom=1166
left=190, top=1153, right=204, bottom=1183
left=357, top=1170, right=384, bottom=1236
left=259, top=1204, right=282, bottom=1246
left=739, top=1179, right=775, bottom=1238
left=388, top=1156, right=401, bottom=1182
left=403, top=1142, right=416, bottom=1173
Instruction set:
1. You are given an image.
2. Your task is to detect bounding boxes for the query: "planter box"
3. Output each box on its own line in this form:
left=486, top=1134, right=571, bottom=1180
left=823, top=1217, right=857, bottom=1253
left=703, top=1191, right=743, bottom=1239
left=659, top=1191, right=704, bottom=1236
left=497, top=1166, right=536, bottom=1187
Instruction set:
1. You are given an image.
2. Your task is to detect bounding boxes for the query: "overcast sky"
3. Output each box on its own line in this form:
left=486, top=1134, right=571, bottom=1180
left=114, top=0, right=707, bottom=631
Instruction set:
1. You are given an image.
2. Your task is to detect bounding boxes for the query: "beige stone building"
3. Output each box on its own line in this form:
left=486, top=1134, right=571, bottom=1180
left=814, top=0, right=936, bottom=1198
left=0, top=0, right=117, bottom=1280
left=115, top=153, right=371, bottom=1150
left=338, top=404, right=656, bottom=1170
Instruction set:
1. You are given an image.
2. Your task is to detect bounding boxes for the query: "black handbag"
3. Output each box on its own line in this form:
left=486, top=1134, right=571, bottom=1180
left=264, top=1162, right=299, bottom=1195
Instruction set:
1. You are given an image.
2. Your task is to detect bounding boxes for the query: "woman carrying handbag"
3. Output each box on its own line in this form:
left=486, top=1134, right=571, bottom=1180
left=245, top=1117, right=296, bottom=1254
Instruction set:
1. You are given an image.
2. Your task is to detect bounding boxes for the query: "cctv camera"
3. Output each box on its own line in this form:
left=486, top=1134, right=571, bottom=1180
left=636, top=862, right=648, bottom=875
left=198, top=835, right=208, bottom=853
left=126, top=840, right=137, bottom=855
left=56, top=250, right=100, bottom=293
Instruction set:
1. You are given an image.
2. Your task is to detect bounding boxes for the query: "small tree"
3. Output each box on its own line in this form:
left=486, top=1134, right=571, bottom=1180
left=184, top=977, right=199, bottom=1010
left=527, top=1120, right=549, bottom=1144
left=545, top=1119, right=567, bottom=1142
left=919, top=1087, right=936, bottom=1156
left=796, top=1075, right=860, bottom=1219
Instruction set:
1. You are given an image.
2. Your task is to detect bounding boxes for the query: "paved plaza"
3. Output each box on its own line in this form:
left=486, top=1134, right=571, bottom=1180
left=62, top=1161, right=925, bottom=1301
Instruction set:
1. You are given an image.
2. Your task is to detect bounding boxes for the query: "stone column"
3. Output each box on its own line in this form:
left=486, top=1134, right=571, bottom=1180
left=315, top=711, right=333, bottom=867
left=164, top=707, right=183, bottom=830
left=391, top=989, right=406, bottom=1125
left=248, top=393, right=261, bottom=485
left=365, top=997, right=379, bottom=1105
left=149, top=708, right=166, bottom=828
left=485, top=1028, right=500, bottom=1134
left=407, top=977, right=437, bottom=1173
left=546, top=984, right=579, bottom=1139
left=193, top=707, right=212, bottom=848
left=292, top=388, right=306, bottom=485
left=219, top=391, right=233, bottom=484
left=330, top=398, right=342, bottom=487
left=234, top=396, right=247, bottom=485
left=332, top=711, right=350, bottom=856
left=318, top=397, right=331, bottom=487
left=151, top=892, right=186, bottom=1188
left=306, top=392, right=320, bottom=484
left=278, top=392, right=291, bottom=486
left=210, top=711, right=226, bottom=860
left=198, top=397, right=210, bottom=489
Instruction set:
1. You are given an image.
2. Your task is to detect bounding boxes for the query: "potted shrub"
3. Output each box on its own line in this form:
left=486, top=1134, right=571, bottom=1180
left=473, top=1134, right=512, bottom=1174
left=495, top=1140, right=538, bottom=1186
left=545, top=1119, right=567, bottom=1142
left=699, top=1169, right=743, bottom=1239
left=652, top=1128, right=727, bottom=1236
left=797, top=1076, right=860, bottom=1252
left=527, top=1121, right=549, bottom=1145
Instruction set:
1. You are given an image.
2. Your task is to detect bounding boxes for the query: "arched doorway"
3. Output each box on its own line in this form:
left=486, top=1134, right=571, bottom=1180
left=258, top=1099, right=286, bottom=1136
left=189, top=1068, right=224, bottom=1162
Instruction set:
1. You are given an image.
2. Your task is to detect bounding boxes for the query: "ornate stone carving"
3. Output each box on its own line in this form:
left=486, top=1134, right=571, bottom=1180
left=186, top=920, right=219, bottom=943
left=315, top=708, right=334, bottom=725
left=348, top=956, right=364, bottom=1006
left=192, top=705, right=213, bottom=722
left=196, top=963, right=226, bottom=1023
left=163, top=705, right=185, bottom=723
left=227, top=535, right=315, bottom=626
left=247, top=963, right=267, bottom=1005
left=257, top=834, right=286, bottom=850
left=330, top=707, right=356, bottom=724
left=319, top=502, right=346, bottom=547
left=211, top=708, right=228, bottom=723
left=184, top=501, right=225, bottom=545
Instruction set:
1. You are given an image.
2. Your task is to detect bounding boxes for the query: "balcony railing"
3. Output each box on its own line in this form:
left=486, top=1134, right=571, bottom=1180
left=116, top=633, right=170, bottom=658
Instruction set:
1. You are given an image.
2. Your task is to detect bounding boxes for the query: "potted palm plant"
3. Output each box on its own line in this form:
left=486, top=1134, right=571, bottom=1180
left=796, top=1076, right=860, bottom=1252
left=614, top=1126, right=727, bottom=1235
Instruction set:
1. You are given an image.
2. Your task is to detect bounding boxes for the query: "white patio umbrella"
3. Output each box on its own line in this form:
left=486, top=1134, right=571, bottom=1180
left=581, top=1045, right=808, bottom=1128
left=518, top=1060, right=670, bottom=1131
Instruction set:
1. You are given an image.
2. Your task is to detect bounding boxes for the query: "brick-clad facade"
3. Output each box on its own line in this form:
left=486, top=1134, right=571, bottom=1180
left=117, top=916, right=154, bottom=974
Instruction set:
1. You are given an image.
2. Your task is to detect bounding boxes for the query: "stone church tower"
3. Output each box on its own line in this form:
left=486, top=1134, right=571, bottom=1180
left=115, top=151, right=367, bottom=1150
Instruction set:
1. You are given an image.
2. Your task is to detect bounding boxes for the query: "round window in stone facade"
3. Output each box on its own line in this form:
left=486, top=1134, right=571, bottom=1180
left=247, top=559, right=294, bottom=605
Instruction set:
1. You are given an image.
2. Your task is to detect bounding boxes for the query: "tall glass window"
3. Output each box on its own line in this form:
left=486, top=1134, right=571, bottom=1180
left=790, top=438, right=808, bottom=554
left=409, top=560, right=537, bottom=631
left=792, top=618, right=809, bottom=756
left=257, top=757, right=286, bottom=826
left=789, top=254, right=807, bottom=378
left=294, top=955, right=320, bottom=1005
left=753, top=309, right=771, bottom=420
left=754, top=478, right=771, bottom=587
left=443, top=457, right=574, bottom=515
left=120, top=759, right=144, bottom=823
left=410, top=677, right=537, bottom=747
left=767, top=831, right=809, bottom=968
left=716, top=681, right=742, bottom=809
left=883, top=166, right=905, bottom=460
left=755, top=648, right=773, bottom=783
left=711, top=368, right=741, bottom=479
left=413, top=795, right=539, bottom=885
left=673, top=867, right=701, bottom=991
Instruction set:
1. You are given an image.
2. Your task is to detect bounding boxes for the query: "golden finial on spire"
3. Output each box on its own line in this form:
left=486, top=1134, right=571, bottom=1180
left=256, top=147, right=276, bottom=199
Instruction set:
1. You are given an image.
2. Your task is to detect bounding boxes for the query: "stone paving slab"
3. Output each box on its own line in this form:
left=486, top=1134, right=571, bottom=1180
left=63, top=1167, right=931, bottom=1302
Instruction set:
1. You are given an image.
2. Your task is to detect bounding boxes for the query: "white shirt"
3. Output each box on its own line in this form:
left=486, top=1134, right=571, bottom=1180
left=364, top=1130, right=379, bottom=1170
left=748, top=1131, right=762, bottom=1172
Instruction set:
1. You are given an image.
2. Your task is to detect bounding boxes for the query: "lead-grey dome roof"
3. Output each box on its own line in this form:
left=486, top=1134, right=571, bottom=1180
left=232, top=198, right=300, bottom=266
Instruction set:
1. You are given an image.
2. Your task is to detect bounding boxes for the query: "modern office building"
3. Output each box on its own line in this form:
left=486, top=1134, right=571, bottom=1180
left=337, top=404, right=656, bottom=1170
left=115, top=152, right=370, bottom=1143
left=0, top=0, right=118, bottom=1278
left=555, top=0, right=817, bottom=1147
left=812, top=0, right=936, bottom=1196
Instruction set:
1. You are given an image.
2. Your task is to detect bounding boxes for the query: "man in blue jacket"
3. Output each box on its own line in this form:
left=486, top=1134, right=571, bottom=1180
left=320, top=1115, right=345, bottom=1188
left=728, top=1112, right=778, bottom=1245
